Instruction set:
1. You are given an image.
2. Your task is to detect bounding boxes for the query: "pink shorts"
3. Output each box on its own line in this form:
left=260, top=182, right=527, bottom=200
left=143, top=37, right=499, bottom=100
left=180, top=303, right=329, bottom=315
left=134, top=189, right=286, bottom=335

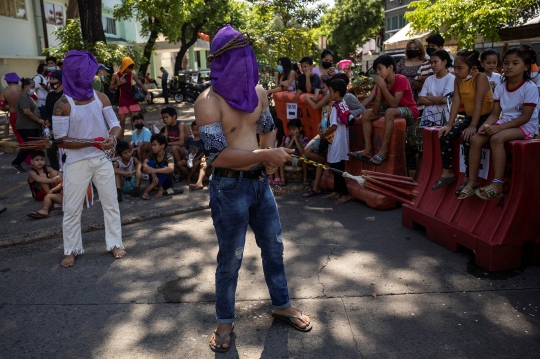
left=495, top=120, right=534, bottom=139
left=118, top=104, right=141, bottom=115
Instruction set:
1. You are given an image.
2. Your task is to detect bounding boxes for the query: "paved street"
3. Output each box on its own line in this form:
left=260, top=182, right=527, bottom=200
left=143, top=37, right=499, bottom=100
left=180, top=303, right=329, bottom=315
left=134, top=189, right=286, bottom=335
left=1, top=192, right=539, bottom=358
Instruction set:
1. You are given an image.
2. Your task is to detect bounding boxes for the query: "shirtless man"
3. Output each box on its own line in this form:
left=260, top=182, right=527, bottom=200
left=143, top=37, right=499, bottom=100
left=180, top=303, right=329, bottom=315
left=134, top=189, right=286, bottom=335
left=0, top=73, right=22, bottom=140
left=52, top=50, right=126, bottom=267
left=196, top=25, right=312, bottom=353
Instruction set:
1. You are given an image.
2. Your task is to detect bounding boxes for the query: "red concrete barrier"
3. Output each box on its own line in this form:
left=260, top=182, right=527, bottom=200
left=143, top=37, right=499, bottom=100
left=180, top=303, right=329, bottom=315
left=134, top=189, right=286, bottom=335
left=273, top=92, right=323, bottom=140
left=321, top=117, right=408, bottom=210
left=402, top=127, right=540, bottom=271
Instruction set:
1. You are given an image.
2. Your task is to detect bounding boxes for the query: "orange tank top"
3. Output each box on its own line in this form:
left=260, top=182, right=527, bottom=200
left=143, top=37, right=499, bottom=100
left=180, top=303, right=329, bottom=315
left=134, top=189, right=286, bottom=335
left=459, top=72, right=493, bottom=116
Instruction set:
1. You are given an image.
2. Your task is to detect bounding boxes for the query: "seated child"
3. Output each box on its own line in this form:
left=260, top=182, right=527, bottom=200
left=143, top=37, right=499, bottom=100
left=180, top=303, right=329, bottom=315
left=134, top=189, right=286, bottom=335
left=282, top=119, right=309, bottom=185
left=178, top=121, right=205, bottom=185
left=114, top=140, right=142, bottom=202
left=270, top=117, right=286, bottom=186
left=189, top=158, right=212, bottom=191
left=295, top=56, right=321, bottom=100
left=319, top=79, right=352, bottom=205
left=161, top=106, right=189, bottom=179
left=130, top=112, right=152, bottom=161
left=436, top=49, right=493, bottom=196
left=481, top=49, right=503, bottom=91
left=142, top=133, right=175, bottom=200
left=27, top=150, right=63, bottom=219
left=349, top=54, right=419, bottom=166
left=463, top=47, right=539, bottom=200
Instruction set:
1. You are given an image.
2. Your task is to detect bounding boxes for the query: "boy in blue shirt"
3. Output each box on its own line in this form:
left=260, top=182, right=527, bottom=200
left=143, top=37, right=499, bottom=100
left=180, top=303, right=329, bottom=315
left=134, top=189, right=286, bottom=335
left=130, top=112, right=152, bottom=161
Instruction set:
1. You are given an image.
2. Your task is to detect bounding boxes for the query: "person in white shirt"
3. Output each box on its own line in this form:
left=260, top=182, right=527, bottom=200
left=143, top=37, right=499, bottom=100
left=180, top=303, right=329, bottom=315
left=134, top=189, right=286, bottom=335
left=32, top=64, right=49, bottom=116
left=418, top=50, right=455, bottom=127
left=481, top=49, right=503, bottom=91
left=465, top=47, right=539, bottom=200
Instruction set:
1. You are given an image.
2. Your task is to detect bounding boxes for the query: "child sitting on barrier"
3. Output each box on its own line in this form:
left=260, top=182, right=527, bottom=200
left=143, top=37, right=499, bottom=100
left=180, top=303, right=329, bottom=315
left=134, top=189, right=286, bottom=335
left=283, top=119, right=309, bottom=185
left=114, top=140, right=142, bottom=202
left=178, top=121, right=205, bottom=186
left=27, top=150, right=63, bottom=219
left=161, top=107, right=189, bottom=180
left=320, top=79, right=352, bottom=205
left=433, top=50, right=493, bottom=197
left=142, top=133, right=175, bottom=200
left=418, top=50, right=455, bottom=127
left=295, top=56, right=321, bottom=101
left=481, top=49, right=503, bottom=91
left=348, top=54, right=419, bottom=166
left=462, top=47, right=539, bottom=200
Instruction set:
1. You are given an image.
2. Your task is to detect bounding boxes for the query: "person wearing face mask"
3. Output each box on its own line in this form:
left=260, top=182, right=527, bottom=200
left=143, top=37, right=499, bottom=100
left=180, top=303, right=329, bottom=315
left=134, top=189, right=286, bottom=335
left=33, top=64, right=49, bottom=116
left=413, top=34, right=454, bottom=92
left=46, top=56, right=57, bottom=72
left=312, top=49, right=337, bottom=81
left=11, top=78, right=46, bottom=172
left=266, top=57, right=297, bottom=95
left=43, top=70, right=64, bottom=170
left=93, top=64, right=110, bottom=93
left=396, top=39, right=427, bottom=103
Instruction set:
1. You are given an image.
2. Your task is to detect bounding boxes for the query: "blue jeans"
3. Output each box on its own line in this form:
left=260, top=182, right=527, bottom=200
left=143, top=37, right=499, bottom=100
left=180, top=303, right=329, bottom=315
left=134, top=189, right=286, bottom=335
left=209, top=171, right=291, bottom=323
left=147, top=160, right=172, bottom=188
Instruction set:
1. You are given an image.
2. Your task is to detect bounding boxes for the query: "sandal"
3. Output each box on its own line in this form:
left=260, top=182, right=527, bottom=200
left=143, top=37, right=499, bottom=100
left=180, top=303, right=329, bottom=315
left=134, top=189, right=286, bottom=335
left=454, top=180, right=468, bottom=197
left=272, top=311, right=313, bottom=332
left=302, top=189, right=322, bottom=197
left=348, top=151, right=374, bottom=165
left=431, top=176, right=457, bottom=190
left=27, top=211, right=50, bottom=219
left=209, top=324, right=235, bottom=353
left=476, top=185, right=503, bottom=200
left=457, top=185, right=479, bottom=200
left=369, top=153, right=386, bottom=166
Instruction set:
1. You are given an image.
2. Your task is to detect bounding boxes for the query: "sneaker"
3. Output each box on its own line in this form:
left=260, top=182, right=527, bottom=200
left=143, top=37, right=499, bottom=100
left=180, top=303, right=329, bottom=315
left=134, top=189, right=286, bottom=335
left=12, top=164, right=26, bottom=172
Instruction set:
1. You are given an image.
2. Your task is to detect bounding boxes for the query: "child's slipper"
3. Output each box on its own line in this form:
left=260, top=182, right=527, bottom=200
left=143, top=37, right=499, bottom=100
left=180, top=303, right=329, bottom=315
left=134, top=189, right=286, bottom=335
left=431, top=176, right=457, bottom=190
left=457, top=185, right=479, bottom=200
left=454, top=180, right=468, bottom=197
left=27, top=212, right=50, bottom=219
left=272, top=311, right=313, bottom=332
left=476, top=185, right=503, bottom=200
left=273, top=177, right=281, bottom=184
left=302, top=189, right=322, bottom=197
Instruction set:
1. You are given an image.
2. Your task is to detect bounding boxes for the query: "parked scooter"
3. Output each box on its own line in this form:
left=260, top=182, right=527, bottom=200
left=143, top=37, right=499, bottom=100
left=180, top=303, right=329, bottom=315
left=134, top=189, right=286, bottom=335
left=183, top=81, right=211, bottom=102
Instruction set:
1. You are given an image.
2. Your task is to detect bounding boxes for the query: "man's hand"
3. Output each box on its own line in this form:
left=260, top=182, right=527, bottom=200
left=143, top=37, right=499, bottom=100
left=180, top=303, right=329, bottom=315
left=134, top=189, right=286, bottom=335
left=100, top=136, right=115, bottom=151
left=264, top=147, right=295, bottom=167
left=374, top=75, right=386, bottom=89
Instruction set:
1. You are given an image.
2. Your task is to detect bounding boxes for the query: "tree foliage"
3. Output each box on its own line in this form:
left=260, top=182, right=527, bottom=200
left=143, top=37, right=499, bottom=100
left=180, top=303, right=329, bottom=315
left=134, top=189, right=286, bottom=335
left=249, top=0, right=327, bottom=28
left=323, top=0, right=384, bottom=58
left=43, top=19, right=143, bottom=69
left=406, top=0, right=540, bottom=48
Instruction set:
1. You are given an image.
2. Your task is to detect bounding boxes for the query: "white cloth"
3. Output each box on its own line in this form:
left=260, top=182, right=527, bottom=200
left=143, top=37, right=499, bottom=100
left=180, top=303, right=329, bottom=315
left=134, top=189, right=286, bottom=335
left=327, top=105, right=349, bottom=163
left=418, top=73, right=455, bottom=126
left=53, top=91, right=119, bottom=165
left=487, top=73, right=503, bottom=90
left=63, top=156, right=123, bottom=255
left=493, top=80, right=539, bottom=136
left=32, top=74, right=48, bottom=106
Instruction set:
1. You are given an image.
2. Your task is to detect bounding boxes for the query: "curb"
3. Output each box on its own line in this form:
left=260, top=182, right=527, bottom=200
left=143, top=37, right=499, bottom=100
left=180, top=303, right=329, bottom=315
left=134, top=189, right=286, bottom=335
left=0, top=204, right=210, bottom=248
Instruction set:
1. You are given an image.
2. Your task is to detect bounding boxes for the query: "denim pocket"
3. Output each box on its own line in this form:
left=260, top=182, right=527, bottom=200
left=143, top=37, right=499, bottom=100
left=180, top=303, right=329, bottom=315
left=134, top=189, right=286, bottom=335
left=218, top=177, right=240, bottom=193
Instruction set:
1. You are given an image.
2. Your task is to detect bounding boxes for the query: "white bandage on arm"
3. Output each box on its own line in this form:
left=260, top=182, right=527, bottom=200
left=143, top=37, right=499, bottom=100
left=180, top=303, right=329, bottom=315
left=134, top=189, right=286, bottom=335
left=103, top=106, right=120, bottom=131
left=52, top=115, right=70, bottom=138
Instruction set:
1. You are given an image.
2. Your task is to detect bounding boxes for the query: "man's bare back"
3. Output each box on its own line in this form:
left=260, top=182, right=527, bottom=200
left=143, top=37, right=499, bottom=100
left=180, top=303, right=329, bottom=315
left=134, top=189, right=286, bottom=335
left=195, top=85, right=268, bottom=171
left=0, top=84, right=22, bottom=113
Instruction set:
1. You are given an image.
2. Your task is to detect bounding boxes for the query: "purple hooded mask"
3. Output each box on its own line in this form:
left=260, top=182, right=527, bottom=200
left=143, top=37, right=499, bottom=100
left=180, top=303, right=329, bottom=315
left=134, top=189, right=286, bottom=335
left=63, top=50, right=99, bottom=101
left=4, top=72, right=20, bottom=84
left=209, top=25, right=259, bottom=113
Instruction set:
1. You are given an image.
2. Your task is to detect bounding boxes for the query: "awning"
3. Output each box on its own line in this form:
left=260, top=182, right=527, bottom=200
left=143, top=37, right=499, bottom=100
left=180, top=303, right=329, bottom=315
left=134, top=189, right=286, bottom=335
left=383, top=23, right=430, bottom=51
left=499, top=14, right=540, bottom=41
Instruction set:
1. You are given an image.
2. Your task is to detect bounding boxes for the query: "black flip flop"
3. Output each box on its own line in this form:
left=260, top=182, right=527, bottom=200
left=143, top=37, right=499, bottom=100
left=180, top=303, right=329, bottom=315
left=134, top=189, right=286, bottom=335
left=369, top=154, right=385, bottom=167
left=431, top=176, right=457, bottom=190
left=272, top=311, right=313, bottom=332
left=209, top=325, right=234, bottom=353
left=302, top=189, right=322, bottom=197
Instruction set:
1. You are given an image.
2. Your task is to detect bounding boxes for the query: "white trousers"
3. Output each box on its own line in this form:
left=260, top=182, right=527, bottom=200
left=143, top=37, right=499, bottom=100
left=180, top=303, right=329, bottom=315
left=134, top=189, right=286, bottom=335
left=63, top=156, right=123, bottom=255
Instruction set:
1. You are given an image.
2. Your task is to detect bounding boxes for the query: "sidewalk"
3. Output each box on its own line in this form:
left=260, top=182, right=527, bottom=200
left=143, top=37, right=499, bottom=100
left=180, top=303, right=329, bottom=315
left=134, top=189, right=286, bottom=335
left=0, top=193, right=539, bottom=358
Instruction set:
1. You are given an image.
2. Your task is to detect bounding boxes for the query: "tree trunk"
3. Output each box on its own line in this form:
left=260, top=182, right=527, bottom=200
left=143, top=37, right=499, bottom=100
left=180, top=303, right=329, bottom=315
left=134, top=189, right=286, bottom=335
left=66, top=0, right=78, bottom=19
left=139, top=26, right=159, bottom=77
left=77, top=0, right=106, bottom=44
left=173, top=22, right=207, bottom=75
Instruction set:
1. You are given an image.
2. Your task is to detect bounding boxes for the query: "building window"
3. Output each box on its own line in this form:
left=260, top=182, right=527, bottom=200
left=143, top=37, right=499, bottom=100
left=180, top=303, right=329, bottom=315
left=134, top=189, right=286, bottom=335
left=0, top=0, right=27, bottom=19
left=386, top=15, right=407, bottom=32
left=44, top=2, right=63, bottom=25
left=102, top=16, right=116, bottom=35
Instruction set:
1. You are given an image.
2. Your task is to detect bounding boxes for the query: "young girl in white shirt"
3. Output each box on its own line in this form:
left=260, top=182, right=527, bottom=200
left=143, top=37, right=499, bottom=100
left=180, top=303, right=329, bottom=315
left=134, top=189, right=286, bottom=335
left=464, top=47, right=539, bottom=200
left=418, top=50, right=455, bottom=127
left=481, top=49, right=503, bottom=91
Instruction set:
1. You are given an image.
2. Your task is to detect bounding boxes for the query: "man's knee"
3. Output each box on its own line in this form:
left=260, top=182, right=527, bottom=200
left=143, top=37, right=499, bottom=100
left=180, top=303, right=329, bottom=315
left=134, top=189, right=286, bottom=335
left=384, top=108, right=401, bottom=121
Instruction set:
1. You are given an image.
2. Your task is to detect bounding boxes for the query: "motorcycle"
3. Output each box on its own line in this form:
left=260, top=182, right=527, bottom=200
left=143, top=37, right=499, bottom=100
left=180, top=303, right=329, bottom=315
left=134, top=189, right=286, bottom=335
left=169, top=70, right=211, bottom=103
left=183, top=81, right=211, bottom=102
